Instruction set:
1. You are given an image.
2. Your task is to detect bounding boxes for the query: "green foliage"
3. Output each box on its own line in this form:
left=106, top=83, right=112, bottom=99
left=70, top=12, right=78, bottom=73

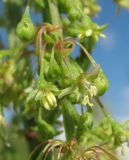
left=93, top=68, right=109, bottom=96
left=16, top=6, right=35, bottom=41
left=114, top=0, right=129, bottom=11
left=0, top=0, right=129, bottom=159
left=60, top=98, right=79, bottom=141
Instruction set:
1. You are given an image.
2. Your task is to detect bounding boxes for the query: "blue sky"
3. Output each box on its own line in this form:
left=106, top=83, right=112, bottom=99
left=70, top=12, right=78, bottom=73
left=0, top=0, right=129, bottom=122
left=93, top=0, right=129, bottom=121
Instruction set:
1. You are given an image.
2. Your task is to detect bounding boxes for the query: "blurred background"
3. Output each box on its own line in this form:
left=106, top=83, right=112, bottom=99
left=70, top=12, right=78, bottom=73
left=1, top=0, right=129, bottom=121
left=93, top=0, right=129, bottom=123
left=0, top=0, right=129, bottom=159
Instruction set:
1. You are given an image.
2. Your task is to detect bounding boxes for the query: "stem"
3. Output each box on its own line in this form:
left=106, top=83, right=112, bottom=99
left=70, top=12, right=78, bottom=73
left=48, top=0, right=63, bottom=37
left=40, top=44, right=46, bottom=78
left=48, top=0, right=60, bottom=25
left=95, top=97, right=107, bottom=116
left=60, top=98, right=79, bottom=141
left=74, top=40, right=96, bottom=67
left=46, top=1, right=75, bottom=142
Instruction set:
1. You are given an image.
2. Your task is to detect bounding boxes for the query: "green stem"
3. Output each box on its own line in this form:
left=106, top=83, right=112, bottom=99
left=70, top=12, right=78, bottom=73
left=48, top=0, right=63, bottom=37
left=48, top=0, right=60, bottom=25
left=60, top=98, right=79, bottom=141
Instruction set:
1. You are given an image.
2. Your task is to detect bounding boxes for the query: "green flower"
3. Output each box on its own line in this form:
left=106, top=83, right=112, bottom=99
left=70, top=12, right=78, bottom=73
left=81, top=84, right=97, bottom=106
left=26, top=82, right=59, bottom=110
left=40, top=91, right=57, bottom=110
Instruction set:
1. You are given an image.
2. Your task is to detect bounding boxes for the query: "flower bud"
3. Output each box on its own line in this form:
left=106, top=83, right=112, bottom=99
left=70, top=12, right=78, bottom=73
left=16, top=6, right=35, bottom=41
left=40, top=97, right=51, bottom=110
left=93, top=69, right=109, bottom=96
left=40, top=92, right=57, bottom=110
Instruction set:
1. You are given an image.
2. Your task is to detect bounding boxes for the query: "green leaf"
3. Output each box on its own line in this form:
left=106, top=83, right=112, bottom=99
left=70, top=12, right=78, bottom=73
left=48, top=49, right=61, bottom=79
left=76, top=110, right=93, bottom=145
left=58, top=86, right=75, bottom=99
left=46, top=83, right=59, bottom=93
left=26, top=89, right=38, bottom=102
left=37, top=108, right=56, bottom=139
left=35, top=91, right=45, bottom=101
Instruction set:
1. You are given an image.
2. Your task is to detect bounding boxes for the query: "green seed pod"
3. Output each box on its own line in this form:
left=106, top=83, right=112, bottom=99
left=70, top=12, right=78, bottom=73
left=68, top=0, right=82, bottom=20
left=81, top=15, right=92, bottom=26
left=58, top=0, right=82, bottom=20
left=16, top=6, right=35, bottom=41
left=48, top=50, right=61, bottom=81
left=67, top=24, right=79, bottom=37
left=60, top=58, right=82, bottom=87
left=70, top=58, right=83, bottom=75
left=68, top=93, right=77, bottom=103
left=93, top=69, right=109, bottom=96
left=58, top=0, right=71, bottom=13
left=68, top=88, right=81, bottom=103
left=68, top=8, right=81, bottom=21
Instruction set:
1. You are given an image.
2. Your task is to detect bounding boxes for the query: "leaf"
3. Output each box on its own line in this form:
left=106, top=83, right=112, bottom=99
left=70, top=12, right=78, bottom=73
left=35, top=91, right=45, bottom=101
left=46, top=82, right=59, bottom=93
left=76, top=111, right=93, bottom=145
left=58, top=86, right=75, bottom=99
left=43, top=33, right=55, bottom=44
left=48, top=48, right=61, bottom=79
left=26, top=89, right=38, bottom=102
left=37, top=108, right=56, bottom=139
